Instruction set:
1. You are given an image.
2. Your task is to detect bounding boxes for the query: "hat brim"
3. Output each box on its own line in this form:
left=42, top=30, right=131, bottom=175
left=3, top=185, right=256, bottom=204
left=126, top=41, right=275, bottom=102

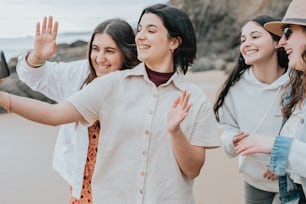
left=264, top=20, right=306, bottom=37
left=264, top=22, right=285, bottom=37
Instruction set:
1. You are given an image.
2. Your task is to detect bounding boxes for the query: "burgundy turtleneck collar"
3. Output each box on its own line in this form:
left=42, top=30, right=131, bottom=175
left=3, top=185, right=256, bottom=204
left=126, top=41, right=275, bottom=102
left=145, top=65, right=175, bottom=87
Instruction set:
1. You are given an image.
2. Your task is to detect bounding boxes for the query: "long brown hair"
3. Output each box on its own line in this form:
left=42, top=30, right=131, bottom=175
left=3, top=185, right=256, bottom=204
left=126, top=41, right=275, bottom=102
left=81, top=18, right=140, bottom=87
left=282, top=26, right=306, bottom=120
left=213, top=15, right=289, bottom=122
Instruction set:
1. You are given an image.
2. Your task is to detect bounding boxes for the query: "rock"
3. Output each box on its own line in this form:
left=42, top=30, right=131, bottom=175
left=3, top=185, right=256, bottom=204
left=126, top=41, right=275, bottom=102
left=0, top=40, right=88, bottom=113
left=169, top=0, right=291, bottom=62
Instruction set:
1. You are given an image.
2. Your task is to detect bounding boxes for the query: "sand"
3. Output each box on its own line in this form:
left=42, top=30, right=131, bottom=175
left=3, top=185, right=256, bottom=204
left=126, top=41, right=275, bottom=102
left=0, top=70, right=243, bottom=204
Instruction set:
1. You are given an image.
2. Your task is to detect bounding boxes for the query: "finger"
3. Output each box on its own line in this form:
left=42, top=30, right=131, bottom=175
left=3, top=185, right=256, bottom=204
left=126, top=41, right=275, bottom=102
left=47, top=16, right=53, bottom=34
left=179, top=112, right=188, bottom=122
left=185, top=103, right=191, bottom=113
left=233, top=133, right=248, bottom=144
left=179, top=90, right=186, bottom=106
left=172, top=96, right=180, bottom=108
left=181, top=92, right=190, bottom=110
left=52, top=20, right=59, bottom=40
left=36, top=22, right=41, bottom=37
left=42, top=16, right=47, bottom=33
left=271, top=175, right=278, bottom=181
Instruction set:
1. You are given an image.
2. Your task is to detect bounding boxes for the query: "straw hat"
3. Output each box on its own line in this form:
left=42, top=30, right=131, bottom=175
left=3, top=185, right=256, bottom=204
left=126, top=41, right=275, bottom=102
left=264, top=0, right=306, bottom=36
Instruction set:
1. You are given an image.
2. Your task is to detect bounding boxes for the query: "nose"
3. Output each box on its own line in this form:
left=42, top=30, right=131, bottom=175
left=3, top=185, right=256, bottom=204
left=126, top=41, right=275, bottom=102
left=96, top=51, right=106, bottom=63
left=136, top=30, right=145, bottom=42
left=278, top=35, right=287, bottom=48
left=243, top=37, right=252, bottom=46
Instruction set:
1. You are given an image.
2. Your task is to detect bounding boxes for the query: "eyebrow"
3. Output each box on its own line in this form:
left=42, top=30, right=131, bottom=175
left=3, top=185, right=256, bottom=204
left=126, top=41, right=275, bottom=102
left=138, top=24, right=159, bottom=29
left=241, top=31, right=261, bottom=37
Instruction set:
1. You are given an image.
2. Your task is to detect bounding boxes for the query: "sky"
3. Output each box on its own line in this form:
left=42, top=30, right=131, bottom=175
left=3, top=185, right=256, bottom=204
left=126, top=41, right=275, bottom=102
left=0, top=0, right=167, bottom=38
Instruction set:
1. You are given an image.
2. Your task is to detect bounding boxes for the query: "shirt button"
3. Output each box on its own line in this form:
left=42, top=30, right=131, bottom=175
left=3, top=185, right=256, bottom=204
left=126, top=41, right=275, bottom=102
left=141, top=171, right=145, bottom=176
left=142, top=151, right=147, bottom=156
left=140, top=189, right=143, bottom=194
left=145, top=130, right=150, bottom=135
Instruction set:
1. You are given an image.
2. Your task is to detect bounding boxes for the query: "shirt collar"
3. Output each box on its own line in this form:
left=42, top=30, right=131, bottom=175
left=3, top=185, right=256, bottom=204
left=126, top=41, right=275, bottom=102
left=123, top=62, right=187, bottom=91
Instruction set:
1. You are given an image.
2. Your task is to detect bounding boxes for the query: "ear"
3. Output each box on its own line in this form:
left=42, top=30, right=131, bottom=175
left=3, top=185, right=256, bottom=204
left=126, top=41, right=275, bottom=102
left=170, top=36, right=182, bottom=50
left=274, top=40, right=280, bottom=49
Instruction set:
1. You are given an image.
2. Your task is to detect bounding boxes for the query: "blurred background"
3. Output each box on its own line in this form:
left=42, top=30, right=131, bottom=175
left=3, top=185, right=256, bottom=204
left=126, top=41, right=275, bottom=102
left=0, top=0, right=291, bottom=106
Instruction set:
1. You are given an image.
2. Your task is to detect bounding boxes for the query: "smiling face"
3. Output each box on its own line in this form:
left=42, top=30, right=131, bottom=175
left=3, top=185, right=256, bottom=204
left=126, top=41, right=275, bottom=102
left=279, top=25, right=306, bottom=72
left=90, top=33, right=124, bottom=77
left=135, top=13, right=179, bottom=72
left=240, top=21, right=279, bottom=66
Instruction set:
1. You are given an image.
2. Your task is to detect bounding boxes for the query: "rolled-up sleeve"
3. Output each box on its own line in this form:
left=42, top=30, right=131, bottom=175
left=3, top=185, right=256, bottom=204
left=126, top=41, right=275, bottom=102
left=269, top=136, right=293, bottom=175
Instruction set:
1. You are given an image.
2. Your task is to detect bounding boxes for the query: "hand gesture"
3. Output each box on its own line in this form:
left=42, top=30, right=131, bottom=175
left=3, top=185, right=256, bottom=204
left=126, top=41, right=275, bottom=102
left=34, top=16, right=59, bottom=59
left=167, top=90, right=191, bottom=134
left=234, top=135, right=275, bottom=155
left=233, top=132, right=249, bottom=147
left=263, top=165, right=278, bottom=181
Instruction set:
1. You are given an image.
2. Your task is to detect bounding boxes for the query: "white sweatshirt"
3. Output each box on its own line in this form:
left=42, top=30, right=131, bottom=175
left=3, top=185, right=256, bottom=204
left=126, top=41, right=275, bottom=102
left=219, top=67, right=289, bottom=192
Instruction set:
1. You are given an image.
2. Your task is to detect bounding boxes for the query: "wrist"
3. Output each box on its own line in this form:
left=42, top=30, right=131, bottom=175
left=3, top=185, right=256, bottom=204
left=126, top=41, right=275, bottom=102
left=26, top=50, right=46, bottom=68
left=0, top=92, right=12, bottom=112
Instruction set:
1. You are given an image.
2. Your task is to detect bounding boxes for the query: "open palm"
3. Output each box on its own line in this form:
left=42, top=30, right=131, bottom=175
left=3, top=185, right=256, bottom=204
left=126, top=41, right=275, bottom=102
left=34, top=16, right=58, bottom=59
left=167, top=90, right=191, bottom=133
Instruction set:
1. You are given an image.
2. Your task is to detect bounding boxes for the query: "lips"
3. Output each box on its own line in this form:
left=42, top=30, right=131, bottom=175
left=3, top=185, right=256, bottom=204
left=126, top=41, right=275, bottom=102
left=137, top=44, right=150, bottom=49
left=245, top=49, right=258, bottom=55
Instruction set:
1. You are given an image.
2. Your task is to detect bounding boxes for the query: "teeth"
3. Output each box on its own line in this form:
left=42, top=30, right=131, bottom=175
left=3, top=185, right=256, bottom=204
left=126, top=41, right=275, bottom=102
left=138, top=45, right=149, bottom=49
left=245, top=50, right=257, bottom=55
left=98, top=66, right=109, bottom=69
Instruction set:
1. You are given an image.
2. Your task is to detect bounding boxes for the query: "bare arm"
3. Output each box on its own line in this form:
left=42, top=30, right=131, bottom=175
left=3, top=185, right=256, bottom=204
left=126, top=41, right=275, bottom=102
left=167, top=91, right=205, bottom=179
left=0, top=91, right=84, bottom=126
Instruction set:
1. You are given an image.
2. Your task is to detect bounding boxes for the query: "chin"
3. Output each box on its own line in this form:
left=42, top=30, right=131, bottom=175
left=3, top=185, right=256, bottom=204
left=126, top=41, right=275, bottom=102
left=137, top=55, right=146, bottom=62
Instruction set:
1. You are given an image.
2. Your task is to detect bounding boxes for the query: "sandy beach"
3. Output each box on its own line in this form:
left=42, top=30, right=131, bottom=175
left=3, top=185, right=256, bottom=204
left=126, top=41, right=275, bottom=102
left=0, top=70, right=243, bottom=204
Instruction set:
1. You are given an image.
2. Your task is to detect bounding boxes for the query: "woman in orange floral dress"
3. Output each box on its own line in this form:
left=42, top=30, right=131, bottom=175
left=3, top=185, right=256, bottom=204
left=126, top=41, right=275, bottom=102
left=16, top=16, right=139, bottom=203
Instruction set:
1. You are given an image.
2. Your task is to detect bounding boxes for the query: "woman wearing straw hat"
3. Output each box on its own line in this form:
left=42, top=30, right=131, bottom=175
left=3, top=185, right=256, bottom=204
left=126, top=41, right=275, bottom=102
left=235, top=0, right=306, bottom=203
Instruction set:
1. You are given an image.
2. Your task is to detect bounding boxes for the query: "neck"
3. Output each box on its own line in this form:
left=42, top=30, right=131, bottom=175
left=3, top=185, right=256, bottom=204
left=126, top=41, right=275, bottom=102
left=144, top=55, right=174, bottom=73
left=252, top=59, right=285, bottom=84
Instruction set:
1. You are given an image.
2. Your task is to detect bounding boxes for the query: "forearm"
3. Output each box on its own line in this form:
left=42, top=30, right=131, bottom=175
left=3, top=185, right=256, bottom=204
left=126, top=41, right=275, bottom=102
left=0, top=91, right=81, bottom=125
left=170, top=127, right=205, bottom=179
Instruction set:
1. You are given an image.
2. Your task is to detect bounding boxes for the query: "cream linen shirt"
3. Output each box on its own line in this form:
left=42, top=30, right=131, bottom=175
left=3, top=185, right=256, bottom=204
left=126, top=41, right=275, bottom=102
left=68, top=63, right=221, bottom=204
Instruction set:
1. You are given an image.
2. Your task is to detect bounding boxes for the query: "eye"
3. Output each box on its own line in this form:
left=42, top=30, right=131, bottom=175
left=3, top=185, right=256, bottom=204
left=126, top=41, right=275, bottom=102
left=91, top=45, right=99, bottom=51
left=136, top=25, right=142, bottom=33
left=282, top=27, right=292, bottom=40
left=106, top=49, right=115, bottom=54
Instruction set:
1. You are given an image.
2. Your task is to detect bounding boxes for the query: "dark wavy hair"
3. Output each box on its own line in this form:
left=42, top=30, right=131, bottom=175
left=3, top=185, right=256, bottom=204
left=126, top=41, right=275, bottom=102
left=282, top=26, right=306, bottom=120
left=137, top=3, right=196, bottom=74
left=213, top=15, right=289, bottom=121
left=82, top=18, right=140, bottom=87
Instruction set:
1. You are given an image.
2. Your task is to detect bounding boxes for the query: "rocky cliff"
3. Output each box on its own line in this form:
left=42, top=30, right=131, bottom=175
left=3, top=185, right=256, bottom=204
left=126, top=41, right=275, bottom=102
left=169, top=0, right=291, bottom=71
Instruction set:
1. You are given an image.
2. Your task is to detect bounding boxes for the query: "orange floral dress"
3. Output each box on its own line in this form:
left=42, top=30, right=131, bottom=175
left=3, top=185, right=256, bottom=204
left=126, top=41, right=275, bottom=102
left=69, top=121, right=100, bottom=204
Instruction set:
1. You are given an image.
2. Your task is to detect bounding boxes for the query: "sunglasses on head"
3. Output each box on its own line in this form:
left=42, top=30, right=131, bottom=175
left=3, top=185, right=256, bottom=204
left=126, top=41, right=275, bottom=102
left=282, top=26, right=292, bottom=40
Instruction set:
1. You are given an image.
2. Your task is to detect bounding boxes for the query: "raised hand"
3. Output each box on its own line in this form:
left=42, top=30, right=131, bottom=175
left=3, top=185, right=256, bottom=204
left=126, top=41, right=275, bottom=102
left=167, top=90, right=191, bottom=134
left=34, top=16, right=59, bottom=60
